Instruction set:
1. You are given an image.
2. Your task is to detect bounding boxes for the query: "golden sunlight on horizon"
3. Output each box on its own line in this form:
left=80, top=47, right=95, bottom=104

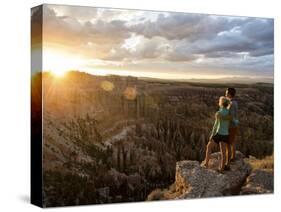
left=43, top=48, right=86, bottom=77
left=41, top=48, right=245, bottom=81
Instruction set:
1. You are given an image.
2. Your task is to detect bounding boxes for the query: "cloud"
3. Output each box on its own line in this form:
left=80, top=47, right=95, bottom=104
left=131, top=14, right=247, bottom=40
left=39, top=4, right=274, bottom=78
left=47, top=4, right=98, bottom=21
left=132, top=14, right=273, bottom=59
left=100, top=36, right=164, bottom=62
left=242, top=19, right=274, bottom=42
left=82, top=19, right=130, bottom=46
left=43, top=6, right=133, bottom=60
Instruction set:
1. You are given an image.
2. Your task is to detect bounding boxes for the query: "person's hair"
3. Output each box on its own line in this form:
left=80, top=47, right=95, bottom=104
left=219, top=96, right=230, bottom=108
left=227, top=87, right=236, bottom=97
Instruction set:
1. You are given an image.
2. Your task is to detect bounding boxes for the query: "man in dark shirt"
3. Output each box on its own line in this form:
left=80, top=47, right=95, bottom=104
left=225, top=88, right=239, bottom=165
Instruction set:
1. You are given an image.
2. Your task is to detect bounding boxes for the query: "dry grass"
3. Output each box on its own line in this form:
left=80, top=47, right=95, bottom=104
left=246, top=155, right=274, bottom=171
left=146, top=183, right=181, bottom=201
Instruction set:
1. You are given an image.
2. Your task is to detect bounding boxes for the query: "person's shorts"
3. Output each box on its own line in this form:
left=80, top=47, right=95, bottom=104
left=212, top=133, right=229, bottom=144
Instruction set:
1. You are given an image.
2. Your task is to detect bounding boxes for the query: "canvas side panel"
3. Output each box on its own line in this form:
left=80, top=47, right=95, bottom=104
left=31, top=5, right=43, bottom=208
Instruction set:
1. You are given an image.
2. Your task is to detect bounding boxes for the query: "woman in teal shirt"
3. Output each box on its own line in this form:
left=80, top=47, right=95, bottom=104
left=202, top=96, right=231, bottom=172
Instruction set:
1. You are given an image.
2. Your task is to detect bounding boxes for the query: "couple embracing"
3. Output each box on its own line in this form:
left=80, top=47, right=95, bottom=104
left=202, top=88, right=239, bottom=172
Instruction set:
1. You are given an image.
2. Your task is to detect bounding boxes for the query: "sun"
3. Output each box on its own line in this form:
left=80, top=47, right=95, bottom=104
left=43, top=48, right=85, bottom=77
left=51, top=69, right=66, bottom=77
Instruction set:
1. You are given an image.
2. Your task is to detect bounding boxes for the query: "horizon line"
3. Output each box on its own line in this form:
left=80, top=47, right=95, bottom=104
left=39, top=70, right=274, bottom=84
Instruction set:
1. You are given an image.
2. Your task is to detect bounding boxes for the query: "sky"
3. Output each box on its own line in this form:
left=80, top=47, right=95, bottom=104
left=32, top=4, right=274, bottom=81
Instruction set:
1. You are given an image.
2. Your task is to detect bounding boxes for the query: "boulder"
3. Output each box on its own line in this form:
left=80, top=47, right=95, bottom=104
left=240, top=169, right=273, bottom=194
left=175, top=151, right=251, bottom=199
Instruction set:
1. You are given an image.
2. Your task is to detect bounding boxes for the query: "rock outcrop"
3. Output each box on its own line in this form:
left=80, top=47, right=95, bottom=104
left=240, top=169, right=273, bottom=194
left=175, top=151, right=251, bottom=199
left=146, top=151, right=273, bottom=201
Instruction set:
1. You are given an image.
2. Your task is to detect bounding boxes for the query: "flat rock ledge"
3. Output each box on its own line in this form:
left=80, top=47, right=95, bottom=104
left=175, top=151, right=251, bottom=199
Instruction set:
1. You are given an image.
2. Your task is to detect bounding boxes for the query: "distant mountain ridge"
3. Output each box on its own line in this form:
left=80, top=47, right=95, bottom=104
left=42, top=70, right=273, bottom=85
left=140, top=76, right=273, bottom=84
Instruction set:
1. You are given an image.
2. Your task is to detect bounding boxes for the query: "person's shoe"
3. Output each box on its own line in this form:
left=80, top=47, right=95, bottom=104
left=230, top=158, right=236, bottom=163
left=216, top=168, right=225, bottom=174
left=224, top=165, right=231, bottom=171
left=201, top=161, right=208, bottom=169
